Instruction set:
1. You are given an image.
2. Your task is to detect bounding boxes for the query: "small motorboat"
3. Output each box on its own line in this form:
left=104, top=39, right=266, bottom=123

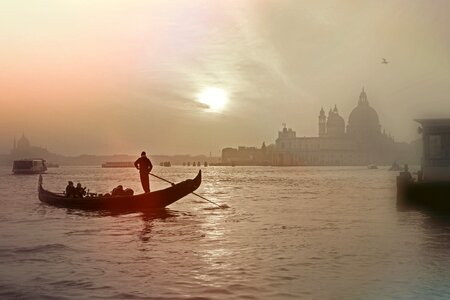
left=101, top=161, right=135, bottom=168
left=38, top=171, right=202, bottom=212
left=367, top=164, right=378, bottom=169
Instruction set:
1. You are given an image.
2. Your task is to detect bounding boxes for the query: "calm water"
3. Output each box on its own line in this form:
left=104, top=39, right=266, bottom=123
left=1, top=166, right=450, bottom=299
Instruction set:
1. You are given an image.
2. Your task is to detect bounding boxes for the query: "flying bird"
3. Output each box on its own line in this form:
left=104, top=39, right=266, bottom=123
left=381, top=58, right=388, bottom=64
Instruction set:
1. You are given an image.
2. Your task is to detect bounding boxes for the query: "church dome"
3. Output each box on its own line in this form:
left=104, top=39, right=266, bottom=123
left=347, top=89, right=381, bottom=138
left=17, top=134, right=30, bottom=149
left=348, top=104, right=380, bottom=128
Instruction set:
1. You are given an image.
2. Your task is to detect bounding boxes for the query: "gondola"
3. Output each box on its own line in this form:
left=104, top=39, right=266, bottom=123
left=38, top=170, right=201, bottom=212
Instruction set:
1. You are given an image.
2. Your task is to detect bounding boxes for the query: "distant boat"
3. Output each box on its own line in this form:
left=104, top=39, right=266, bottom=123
left=12, top=159, right=47, bottom=174
left=389, top=161, right=401, bottom=171
left=367, top=164, right=378, bottom=169
left=38, top=171, right=201, bottom=212
left=102, top=162, right=134, bottom=168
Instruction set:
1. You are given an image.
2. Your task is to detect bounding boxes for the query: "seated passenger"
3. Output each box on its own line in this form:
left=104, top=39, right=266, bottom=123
left=124, top=188, right=134, bottom=196
left=75, top=183, right=86, bottom=198
left=111, top=185, right=124, bottom=197
left=401, top=164, right=413, bottom=182
left=417, top=170, right=423, bottom=182
left=65, top=181, right=76, bottom=198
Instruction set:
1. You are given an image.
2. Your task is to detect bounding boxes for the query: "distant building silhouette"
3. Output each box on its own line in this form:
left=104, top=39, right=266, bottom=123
left=10, top=134, right=51, bottom=159
left=0, top=134, right=221, bottom=166
left=222, top=88, right=416, bottom=166
left=222, top=142, right=272, bottom=166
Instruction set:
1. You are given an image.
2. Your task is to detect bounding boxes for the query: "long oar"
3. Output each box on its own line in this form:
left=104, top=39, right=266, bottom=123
left=149, top=172, right=228, bottom=209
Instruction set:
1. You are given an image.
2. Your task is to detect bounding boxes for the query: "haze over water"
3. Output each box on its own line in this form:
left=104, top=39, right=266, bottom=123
left=2, top=1, right=450, bottom=299
left=1, top=166, right=450, bottom=299
left=2, top=1, right=450, bottom=156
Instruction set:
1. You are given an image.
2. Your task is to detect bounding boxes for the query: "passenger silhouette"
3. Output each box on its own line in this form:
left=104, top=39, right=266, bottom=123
left=402, top=164, right=413, bottom=182
left=111, top=185, right=124, bottom=196
left=134, top=151, right=153, bottom=193
left=65, top=181, right=75, bottom=198
left=75, top=183, right=86, bottom=198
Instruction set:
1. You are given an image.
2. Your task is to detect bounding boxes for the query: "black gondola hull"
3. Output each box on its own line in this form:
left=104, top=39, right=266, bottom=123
left=38, top=171, right=201, bottom=212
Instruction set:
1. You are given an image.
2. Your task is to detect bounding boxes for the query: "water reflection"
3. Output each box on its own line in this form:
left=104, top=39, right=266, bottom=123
left=421, top=213, right=450, bottom=253
left=138, top=209, right=180, bottom=242
left=397, top=206, right=450, bottom=252
left=38, top=205, right=183, bottom=242
left=73, top=208, right=182, bottom=243
left=193, top=205, right=235, bottom=286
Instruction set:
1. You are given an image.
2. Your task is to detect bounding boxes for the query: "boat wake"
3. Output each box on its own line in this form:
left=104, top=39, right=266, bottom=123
left=202, top=204, right=230, bottom=210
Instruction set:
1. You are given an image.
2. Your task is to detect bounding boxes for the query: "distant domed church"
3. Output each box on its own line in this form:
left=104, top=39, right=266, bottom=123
left=273, top=88, right=401, bottom=166
left=319, top=105, right=346, bottom=138
left=10, top=134, right=51, bottom=159
left=221, top=88, right=417, bottom=166
left=16, top=134, right=31, bottom=150
left=347, top=88, right=382, bottom=140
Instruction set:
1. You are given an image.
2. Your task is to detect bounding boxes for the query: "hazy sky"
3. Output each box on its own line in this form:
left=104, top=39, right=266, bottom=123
left=1, top=0, right=450, bottom=156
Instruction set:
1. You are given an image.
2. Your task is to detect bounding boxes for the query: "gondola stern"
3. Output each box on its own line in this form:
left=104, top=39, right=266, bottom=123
left=38, top=174, right=44, bottom=190
left=37, top=175, right=51, bottom=203
left=193, top=170, right=202, bottom=189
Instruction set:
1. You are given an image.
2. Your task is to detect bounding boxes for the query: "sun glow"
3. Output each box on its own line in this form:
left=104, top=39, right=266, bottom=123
left=197, top=87, right=228, bottom=112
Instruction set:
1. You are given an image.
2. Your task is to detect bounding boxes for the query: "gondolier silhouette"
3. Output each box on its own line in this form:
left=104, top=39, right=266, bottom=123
left=134, top=151, right=153, bottom=193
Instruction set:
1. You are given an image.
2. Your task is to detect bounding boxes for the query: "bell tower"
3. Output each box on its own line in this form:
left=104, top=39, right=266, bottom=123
left=319, top=107, right=326, bottom=137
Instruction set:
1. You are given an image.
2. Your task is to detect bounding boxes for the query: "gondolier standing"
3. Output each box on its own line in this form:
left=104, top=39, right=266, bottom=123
left=134, top=151, right=153, bottom=193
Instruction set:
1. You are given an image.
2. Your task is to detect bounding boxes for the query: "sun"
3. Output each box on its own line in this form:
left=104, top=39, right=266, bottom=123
left=197, top=87, right=228, bottom=112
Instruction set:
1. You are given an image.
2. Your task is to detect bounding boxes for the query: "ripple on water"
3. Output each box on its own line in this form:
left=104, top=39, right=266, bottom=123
left=1, top=166, right=449, bottom=299
left=14, top=243, right=74, bottom=254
